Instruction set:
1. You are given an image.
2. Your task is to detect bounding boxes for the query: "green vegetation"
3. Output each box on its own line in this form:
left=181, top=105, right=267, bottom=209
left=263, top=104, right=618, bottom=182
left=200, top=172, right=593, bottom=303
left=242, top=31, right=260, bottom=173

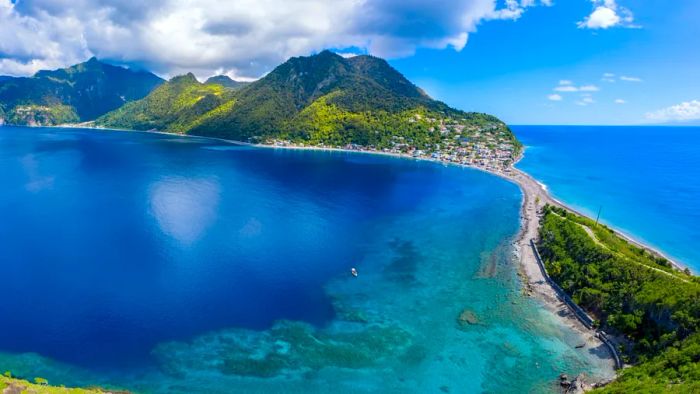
left=0, top=374, right=114, bottom=393
left=97, top=73, right=235, bottom=133
left=97, top=51, right=520, bottom=156
left=6, top=104, right=79, bottom=125
left=595, top=333, right=700, bottom=393
left=204, top=75, right=248, bottom=90
left=537, top=205, right=700, bottom=392
left=0, top=57, right=163, bottom=126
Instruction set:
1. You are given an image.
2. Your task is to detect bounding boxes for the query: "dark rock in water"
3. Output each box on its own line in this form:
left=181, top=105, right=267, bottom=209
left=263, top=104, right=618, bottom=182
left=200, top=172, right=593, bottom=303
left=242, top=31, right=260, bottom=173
left=560, top=373, right=568, bottom=381
left=457, top=309, right=480, bottom=327
left=564, top=373, right=587, bottom=394
left=439, top=385, right=450, bottom=393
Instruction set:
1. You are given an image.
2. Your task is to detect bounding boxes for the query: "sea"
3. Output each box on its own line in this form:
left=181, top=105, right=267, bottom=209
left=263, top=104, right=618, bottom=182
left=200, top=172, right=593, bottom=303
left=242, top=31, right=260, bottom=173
left=0, top=126, right=612, bottom=393
left=513, top=125, right=700, bottom=271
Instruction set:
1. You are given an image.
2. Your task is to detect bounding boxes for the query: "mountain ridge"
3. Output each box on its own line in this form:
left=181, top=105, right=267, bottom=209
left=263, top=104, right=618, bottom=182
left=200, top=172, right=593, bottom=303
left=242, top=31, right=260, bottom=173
left=205, top=75, right=248, bottom=90
left=97, top=50, right=514, bottom=153
left=0, top=58, right=163, bottom=125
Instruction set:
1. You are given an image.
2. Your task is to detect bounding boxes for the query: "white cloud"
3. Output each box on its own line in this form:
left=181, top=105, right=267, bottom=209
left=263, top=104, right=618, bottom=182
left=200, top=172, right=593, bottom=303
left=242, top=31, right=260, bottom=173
left=602, top=72, right=616, bottom=82
left=336, top=52, right=362, bottom=58
left=0, top=0, right=552, bottom=78
left=614, top=98, right=626, bottom=104
left=552, top=80, right=600, bottom=94
left=646, top=100, right=700, bottom=123
left=578, top=0, right=636, bottom=30
left=547, top=94, right=563, bottom=101
left=620, top=75, right=642, bottom=82
left=576, top=95, right=595, bottom=106
left=579, top=84, right=600, bottom=92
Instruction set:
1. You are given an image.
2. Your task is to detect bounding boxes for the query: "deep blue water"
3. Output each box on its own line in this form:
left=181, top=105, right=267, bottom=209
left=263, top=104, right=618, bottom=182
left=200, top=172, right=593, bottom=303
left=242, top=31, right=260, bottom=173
left=0, top=126, right=612, bottom=393
left=514, top=125, right=700, bottom=270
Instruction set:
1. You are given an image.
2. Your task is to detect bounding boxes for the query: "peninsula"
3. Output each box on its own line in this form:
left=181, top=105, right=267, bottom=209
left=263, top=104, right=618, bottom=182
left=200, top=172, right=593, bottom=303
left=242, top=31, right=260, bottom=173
left=1, top=51, right=698, bottom=392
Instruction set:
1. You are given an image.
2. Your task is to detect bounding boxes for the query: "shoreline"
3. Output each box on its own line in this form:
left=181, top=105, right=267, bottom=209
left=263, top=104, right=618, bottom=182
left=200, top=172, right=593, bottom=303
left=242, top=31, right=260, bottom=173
left=14, top=123, right=685, bottom=381
left=171, top=133, right=625, bottom=381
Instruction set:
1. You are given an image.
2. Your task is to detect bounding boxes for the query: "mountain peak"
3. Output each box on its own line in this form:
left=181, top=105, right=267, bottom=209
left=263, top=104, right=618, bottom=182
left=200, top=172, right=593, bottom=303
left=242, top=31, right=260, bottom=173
left=170, top=73, right=199, bottom=84
left=2, top=58, right=164, bottom=123
left=205, top=75, right=248, bottom=89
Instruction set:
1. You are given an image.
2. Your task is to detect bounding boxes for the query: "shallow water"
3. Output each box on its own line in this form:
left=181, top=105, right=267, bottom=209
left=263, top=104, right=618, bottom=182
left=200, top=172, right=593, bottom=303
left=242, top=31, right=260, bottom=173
left=0, top=126, right=612, bottom=393
left=513, top=125, right=700, bottom=270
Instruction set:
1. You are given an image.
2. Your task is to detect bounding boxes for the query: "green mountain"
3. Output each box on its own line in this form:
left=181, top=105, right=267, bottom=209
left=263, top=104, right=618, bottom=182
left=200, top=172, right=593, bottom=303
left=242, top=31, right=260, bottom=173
left=98, top=51, right=517, bottom=153
left=98, top=73, right=234, bottom=133
left=0, top=58, right=163, bottom=126
left=204, top=75, right=248, bottom=90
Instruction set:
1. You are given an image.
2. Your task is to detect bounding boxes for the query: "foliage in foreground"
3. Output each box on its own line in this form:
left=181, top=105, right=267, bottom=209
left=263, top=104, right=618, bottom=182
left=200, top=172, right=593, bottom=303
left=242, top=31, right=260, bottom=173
left=0, top=374, right=115, bottom=393
left=537, top=205, right=700, bottom=391
left=595, top=332, right=700, bottom=393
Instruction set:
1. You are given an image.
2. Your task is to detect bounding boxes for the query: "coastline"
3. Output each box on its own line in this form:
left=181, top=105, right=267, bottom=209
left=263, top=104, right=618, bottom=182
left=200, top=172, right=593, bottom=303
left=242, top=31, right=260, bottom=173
left=12, top=124, right=664, bottom=382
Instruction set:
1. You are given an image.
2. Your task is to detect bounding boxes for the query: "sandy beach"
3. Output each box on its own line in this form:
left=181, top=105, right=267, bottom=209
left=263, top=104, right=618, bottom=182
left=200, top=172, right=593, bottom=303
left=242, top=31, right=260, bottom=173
left=499, top=164, right=618, bottom=376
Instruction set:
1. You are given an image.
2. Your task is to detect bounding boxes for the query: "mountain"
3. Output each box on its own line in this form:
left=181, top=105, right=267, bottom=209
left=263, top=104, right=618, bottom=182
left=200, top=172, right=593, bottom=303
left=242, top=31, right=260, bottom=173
left=0, top=58, right=163, bottom=126
left=98, top=51, right=514, bottom=152
left=204, top=75, right=248, bottom=90
left=98, top=73, right=234, bottom=133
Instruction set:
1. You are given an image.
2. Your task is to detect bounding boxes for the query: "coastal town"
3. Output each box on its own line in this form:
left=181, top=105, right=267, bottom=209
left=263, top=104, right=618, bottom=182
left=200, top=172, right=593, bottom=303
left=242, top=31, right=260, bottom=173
left=266, top=113, right=521, bottom=174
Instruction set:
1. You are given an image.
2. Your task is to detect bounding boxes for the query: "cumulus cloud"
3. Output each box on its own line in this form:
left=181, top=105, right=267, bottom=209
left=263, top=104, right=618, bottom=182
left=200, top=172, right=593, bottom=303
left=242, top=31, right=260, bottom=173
left=0, top=0, right=552, bottom=78
left=620, top=75, right=642, bottom=82
left=552, top=80, right=600, bottom=93
left=554, top=85, right=579, bottom=92
left=614, top=98, right=626, bottom=104
left=578, top=0, right=636, bottom=30
left=579, top=84, right=600, bottom=92
left=646, top=100, right=700, bottom=123
left=547, top=93, right=563, bottom=101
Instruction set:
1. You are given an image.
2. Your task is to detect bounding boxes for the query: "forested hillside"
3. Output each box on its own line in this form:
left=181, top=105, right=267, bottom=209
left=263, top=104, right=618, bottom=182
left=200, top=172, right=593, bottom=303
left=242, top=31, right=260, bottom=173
left=537, top=205, right=700, bottom=392
left=97, top=51, right=518, bottom=156
left=0, top=58, right=163, bottom=125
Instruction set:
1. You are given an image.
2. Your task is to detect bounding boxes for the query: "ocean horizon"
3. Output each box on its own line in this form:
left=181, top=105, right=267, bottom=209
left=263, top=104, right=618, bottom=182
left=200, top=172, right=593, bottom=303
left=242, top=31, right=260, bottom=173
left=513, top=125, right=700, bottom=271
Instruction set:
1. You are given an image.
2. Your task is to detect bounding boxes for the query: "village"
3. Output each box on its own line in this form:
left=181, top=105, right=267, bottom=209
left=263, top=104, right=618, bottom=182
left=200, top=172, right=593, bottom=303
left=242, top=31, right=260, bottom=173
left=266, top=113, right=520, bottom=175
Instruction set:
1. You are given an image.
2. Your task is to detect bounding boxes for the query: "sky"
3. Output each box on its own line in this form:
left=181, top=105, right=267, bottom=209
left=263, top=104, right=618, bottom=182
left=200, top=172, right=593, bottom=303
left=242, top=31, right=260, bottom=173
left=1, top=0, right=699, bottom=125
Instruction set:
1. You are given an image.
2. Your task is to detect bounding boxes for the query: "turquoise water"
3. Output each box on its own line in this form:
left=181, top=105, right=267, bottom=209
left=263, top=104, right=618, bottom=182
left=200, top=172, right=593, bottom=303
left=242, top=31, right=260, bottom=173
left=0, top=126, right=612, bottom=393
left=513, top=125, right=700, bottom=270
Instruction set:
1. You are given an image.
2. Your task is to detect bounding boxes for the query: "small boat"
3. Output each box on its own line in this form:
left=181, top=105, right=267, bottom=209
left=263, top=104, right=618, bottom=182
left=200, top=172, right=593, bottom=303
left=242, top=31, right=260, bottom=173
left=351, top=267, right=358, bottom=277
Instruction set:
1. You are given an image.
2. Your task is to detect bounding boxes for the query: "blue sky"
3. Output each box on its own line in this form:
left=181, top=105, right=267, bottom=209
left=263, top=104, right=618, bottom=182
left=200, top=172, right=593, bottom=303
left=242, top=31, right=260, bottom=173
left=388, top=1, right=700, bottom=125
left=1, top=0, right=698, bottom=125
